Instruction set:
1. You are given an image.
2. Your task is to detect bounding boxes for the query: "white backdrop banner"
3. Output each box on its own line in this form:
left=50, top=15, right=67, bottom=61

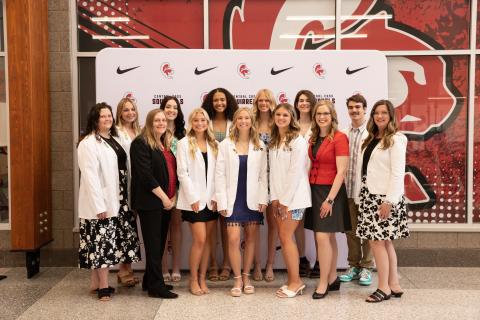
left=96, top=48, right=387, bottom=269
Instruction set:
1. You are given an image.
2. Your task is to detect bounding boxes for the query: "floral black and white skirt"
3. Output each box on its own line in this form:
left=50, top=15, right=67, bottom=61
left=116, top=169, right=141, bottom=264
left=79, top=169, right=141, bottom=269
left=356, top=176, right=409, bottom=241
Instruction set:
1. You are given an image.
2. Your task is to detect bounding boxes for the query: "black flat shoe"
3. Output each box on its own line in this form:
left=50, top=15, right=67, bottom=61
left=328, top=277, right=341, bottom=291
left=391, top=290, right=404, bottom=298
left=312, top=289, right=328, bottom=299
left=148, top=289, right=178, bottom=299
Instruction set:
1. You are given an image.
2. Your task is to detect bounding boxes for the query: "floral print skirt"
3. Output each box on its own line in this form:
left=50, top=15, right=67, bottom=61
left=79, top=169, right=141, bottom=269
left=356, top=176, right=409, bottom=241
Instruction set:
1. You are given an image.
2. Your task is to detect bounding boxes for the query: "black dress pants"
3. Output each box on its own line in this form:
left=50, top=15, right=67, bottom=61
left=138, top=209, right=171, bottom=293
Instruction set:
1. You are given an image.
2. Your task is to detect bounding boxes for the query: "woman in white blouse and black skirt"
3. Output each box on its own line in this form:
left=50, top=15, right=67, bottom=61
left=355, top=100, right=409, bottom=303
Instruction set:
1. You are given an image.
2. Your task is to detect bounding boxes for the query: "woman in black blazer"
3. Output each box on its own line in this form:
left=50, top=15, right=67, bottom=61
left=130, top=109, right=178, bottom=299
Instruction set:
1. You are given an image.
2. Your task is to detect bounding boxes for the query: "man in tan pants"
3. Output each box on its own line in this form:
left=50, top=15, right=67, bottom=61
left=340, top=94, right=374, bottom=286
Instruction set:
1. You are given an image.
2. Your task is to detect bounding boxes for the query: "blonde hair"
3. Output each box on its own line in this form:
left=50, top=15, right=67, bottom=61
left=229, top=107, right=262, bottom=150
left=115, top=97, right=141, bottom=134
left=269, top=103, right=300, bottom=150
left=139, top=109, right=171, bottom=150
left=362, top=100, right=398, bottom=150
left=252, top=89, right=276, bottom=126
left=310, top=100, right=338, bottom=145
left=185, top=108, right=218, bottom=158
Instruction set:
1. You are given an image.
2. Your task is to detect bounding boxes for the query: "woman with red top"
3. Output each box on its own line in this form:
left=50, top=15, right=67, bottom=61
left=130, top=109, right=178, bottom=299
left=304, top=100, right=351, bottom=299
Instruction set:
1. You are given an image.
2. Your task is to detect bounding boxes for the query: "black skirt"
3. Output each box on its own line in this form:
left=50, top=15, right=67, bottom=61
left=182, top=207, right=219, bottom=223
left=304, top=184, right=351, bottom=233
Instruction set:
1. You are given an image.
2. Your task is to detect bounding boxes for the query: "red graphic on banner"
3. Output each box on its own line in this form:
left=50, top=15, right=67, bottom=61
left=313, top=63, right=326, bottom=79
left=238, top=63, right=250, bottom=79
left=214, top=0, right=469, bottom=223
left=277, top=92, right=289, bottom=104
left=161, top=63, right=174, bottom=79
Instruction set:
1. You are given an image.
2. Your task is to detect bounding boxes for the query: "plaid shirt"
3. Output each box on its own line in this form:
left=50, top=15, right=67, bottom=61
left=344, top=121, right=367, bottom=198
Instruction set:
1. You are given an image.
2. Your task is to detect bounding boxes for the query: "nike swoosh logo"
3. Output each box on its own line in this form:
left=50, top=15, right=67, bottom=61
left=346, top=66, right=368, bottom=75
left=116, top=66, right=140, bottom=74
left=194, top=66, right=217, bottom=75
left=271, top=66, right=293, bottom=75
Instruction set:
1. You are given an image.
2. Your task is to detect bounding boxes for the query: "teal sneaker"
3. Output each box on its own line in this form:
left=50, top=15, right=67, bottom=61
left=339, top=267, right=360, bottom=282
left=358, top=268, right=372, bottom=286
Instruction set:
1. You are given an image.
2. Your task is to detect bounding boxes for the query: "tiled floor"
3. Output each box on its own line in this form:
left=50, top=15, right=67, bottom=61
left=1, top=267, right=480, bottom=319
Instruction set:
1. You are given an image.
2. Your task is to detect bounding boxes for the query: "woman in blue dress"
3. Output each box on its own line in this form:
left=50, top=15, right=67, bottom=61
left=215, top=107, right=268, bottom=297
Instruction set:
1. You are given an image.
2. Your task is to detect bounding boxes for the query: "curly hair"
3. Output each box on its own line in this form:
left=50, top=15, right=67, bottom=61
left=201, top=88, right=238, bottom=121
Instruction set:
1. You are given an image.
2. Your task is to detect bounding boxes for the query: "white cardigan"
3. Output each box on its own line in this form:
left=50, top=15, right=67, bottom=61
left=78, top=134, right=124, bottom=220
left=215, top=138, right=268, bottom=217
left=269, top=136, right=311, bottom=210
left=176, top=137, right=217, bottom=211
left=354, top=132, right=408, bottom=205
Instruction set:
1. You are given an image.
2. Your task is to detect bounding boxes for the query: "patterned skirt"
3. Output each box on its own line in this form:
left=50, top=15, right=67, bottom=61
left=116, top=169, right=141, bottom=264
left=79, top=217, right=121, bottom=269
left=356, top=176, right=409, bottom=241
left=78, top=169, right=141, bottom=269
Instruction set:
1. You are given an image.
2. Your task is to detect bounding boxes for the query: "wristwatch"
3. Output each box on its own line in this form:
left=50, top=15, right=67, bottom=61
left=326, top=198, right=334, bottom=205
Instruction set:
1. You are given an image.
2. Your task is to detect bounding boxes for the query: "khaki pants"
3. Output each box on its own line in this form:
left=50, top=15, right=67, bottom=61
left=346, top=198, right=374, bottom=268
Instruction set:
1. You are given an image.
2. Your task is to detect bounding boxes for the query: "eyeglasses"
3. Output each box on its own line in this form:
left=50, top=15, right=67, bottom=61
left=316, top=112, right=331, bottom=117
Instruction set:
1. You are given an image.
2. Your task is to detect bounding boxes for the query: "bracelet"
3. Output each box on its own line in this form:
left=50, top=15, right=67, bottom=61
left=383, top=200, right=394, bottom=206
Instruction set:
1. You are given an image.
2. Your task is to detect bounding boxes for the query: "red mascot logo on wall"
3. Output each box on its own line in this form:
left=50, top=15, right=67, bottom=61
left=161, top=62, right=174, bottom=79
left=219, top=0, right=467, bottom=222
left=238, top=63, right=250, bottom=79
left=277, top=92, right=289, bottom=104
left=313, top=63, right=326, bottom=79
left=123, top=92, right=136, bottom=101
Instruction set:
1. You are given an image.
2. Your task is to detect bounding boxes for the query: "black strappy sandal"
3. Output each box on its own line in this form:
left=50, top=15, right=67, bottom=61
left=366, top=289, right=391, bottom=303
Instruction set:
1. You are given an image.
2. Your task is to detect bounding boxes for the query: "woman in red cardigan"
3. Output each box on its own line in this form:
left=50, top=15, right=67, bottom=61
left=304, top=100, right=351, bottom=299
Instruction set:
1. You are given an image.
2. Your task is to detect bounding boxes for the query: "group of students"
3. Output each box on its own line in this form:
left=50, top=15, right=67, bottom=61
left=77, top=88, right=409, bottom=303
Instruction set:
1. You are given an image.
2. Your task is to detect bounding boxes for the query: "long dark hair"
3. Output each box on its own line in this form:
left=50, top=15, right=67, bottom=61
left=201, top=87, right=238, bottom=121
left=82, top=102, right=118, bottom=142
left=159, top=96, right=185, bottom=139
left=293, top=89, right=316, bottom=120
